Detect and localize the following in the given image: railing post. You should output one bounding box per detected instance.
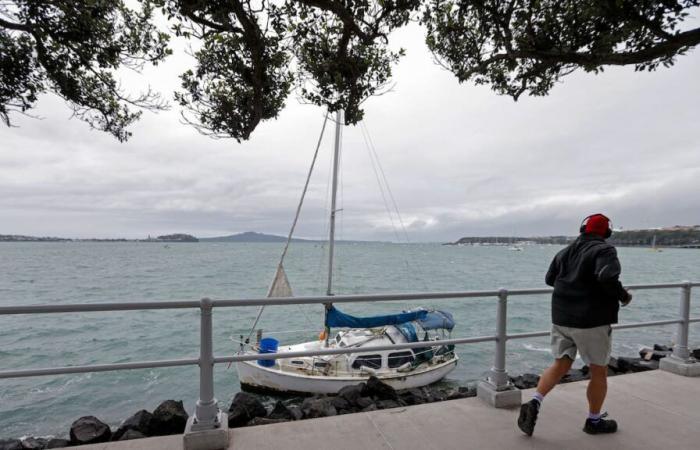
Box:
[489,288,509,388]
[660,282,700,377]
[183,298,229,450]
[672,282,691,360]
[476,288,521,407]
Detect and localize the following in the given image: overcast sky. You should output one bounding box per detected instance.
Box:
[2,22,699,242]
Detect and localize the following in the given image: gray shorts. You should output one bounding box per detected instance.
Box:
[551,324,612,366]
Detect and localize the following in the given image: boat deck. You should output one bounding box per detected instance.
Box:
[77,369,699,450]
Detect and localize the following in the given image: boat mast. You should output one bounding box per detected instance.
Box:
[324,109,342,345]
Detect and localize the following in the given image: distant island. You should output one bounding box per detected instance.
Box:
[448,225,700,248]
[199,231,307,243]
[0,233,198,243]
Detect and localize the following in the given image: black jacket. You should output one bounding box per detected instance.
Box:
[545,234,627,328]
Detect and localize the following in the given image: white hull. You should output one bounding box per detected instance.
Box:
[236,356,459,395]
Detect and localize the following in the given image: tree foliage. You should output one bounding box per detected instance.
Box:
[2,1,699,141]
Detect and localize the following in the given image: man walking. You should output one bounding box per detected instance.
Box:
[518,213,632,436]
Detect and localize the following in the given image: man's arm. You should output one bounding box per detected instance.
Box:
[594,246,630,303]
[545,255,559,287]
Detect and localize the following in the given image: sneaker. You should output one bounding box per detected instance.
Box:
[517,399,539,436]
[583,415,618,434]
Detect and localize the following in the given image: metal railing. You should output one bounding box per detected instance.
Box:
[1,281,699,434]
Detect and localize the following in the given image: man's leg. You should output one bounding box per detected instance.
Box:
[536,356,574,396]
[586,364,607,414]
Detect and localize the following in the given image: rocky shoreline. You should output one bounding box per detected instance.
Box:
[2,345,697,449]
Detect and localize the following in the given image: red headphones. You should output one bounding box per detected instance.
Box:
[579,213,613,239]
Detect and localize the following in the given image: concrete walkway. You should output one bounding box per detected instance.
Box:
[79,370,699,450]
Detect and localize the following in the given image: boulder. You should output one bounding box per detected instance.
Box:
[398,388,428,405]
[246,417,288,426]
[617,357,654,373]
[300,397,337,419]
[330,396,351,411]
[45,439,69,449]
[653,344,672,352]
[112,410,153,441]
[608,357,627,374]
[0,440,23,450]
[69,416,112,445]
[268,401,294,421]
[288,407,304,421]
[118,430,146,441]
[375,400,402,410]
[228,392,267,428]
[445,386,476,400]
[20,437,47,450]
[150,400,188,436]
[692,348,700,360]
[355,397,374,409]
[510,373,540,390]
[360,404,378,412]
[363,376,398,401]
[639,347,671,361]
[561,369,589,383]
[337,384,365,406]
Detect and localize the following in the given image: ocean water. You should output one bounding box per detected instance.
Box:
[0,242,698,438]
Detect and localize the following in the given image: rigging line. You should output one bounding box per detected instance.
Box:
[361,121,411,244]
[361,121,430,291]
[360,123,401,243]
[245,111,330,342]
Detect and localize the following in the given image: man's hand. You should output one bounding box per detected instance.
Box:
[621,290,632,307]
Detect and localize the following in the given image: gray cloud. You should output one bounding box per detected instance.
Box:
[1,23,699,242]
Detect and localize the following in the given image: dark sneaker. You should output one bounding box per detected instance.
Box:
[517,399,539,436]
[583,416,618,434]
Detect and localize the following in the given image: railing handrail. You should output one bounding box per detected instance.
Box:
[0,280,697,445]
[1,281,697,315]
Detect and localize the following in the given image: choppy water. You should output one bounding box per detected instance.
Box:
[0,242,698,438]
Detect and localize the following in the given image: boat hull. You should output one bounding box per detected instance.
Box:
[236,356,459,395]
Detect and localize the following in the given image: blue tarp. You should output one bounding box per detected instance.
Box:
[396,322,418,342]
[417,310,455,331]
[325,306,428,329]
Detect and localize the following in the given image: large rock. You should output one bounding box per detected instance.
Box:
[445,386,476,400]
[561,369,589,383]
[510,373,540,390]
[246,417,288,426]
[69,416,112,445]
[228,392,267,428]
[363,376,398,401]
[118,430,146,441]
[639,347,671,361]
[20,438,47,449]
[45,439,69,449]
[267,401,294,421]
[300,397,337,419]
[330,396,351,411]
[337,384,365,406]
[375,399,402,410]
[0,439,23,450]
[692,348,700,360]
[617,357,654,373]
[398,388,428,405]
[112,410,153,441]
[355,396,374,409]
[150,400,188,436]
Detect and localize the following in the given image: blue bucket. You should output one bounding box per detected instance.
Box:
[257,337,279,367]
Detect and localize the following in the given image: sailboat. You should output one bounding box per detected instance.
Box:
[650,235,663,252]
[235,111,459,395]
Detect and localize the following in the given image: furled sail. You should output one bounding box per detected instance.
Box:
[325,306,428,328]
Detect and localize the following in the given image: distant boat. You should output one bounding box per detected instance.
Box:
[650,235,662,252]
[235,110,458,394]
